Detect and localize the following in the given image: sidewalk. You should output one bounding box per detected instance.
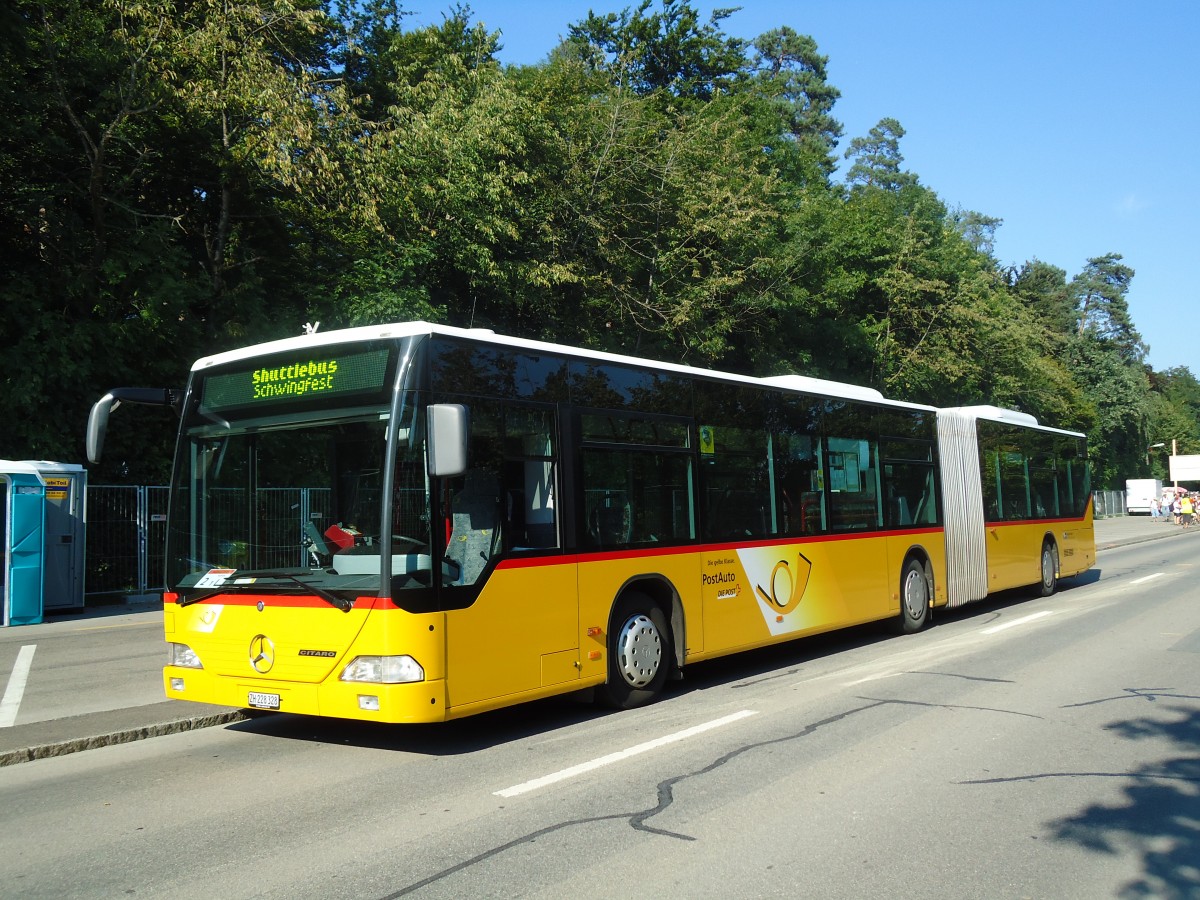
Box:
[0,515,1193,767]
[1092,512,1195,549]
[0,601,246,767]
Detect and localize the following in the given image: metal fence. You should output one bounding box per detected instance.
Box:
[1091,490,1126,519]
[205,486,333,569]
[86,485,169,596]
[85,485,331,598]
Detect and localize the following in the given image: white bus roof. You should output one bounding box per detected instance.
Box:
[192,321,936,411]
[941,405,1086,438]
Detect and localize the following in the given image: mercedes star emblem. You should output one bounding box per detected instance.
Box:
[249,634,276,674]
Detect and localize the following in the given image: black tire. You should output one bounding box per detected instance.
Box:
[894,558,930,634]
[597,593,671,709]
[1037,541,1059,597]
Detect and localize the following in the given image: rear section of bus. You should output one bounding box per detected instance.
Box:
[938,406,1093,606]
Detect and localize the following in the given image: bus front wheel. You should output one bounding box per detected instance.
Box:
[598,594,670,709]
[895,558,930,634]
[1037,542,1059,596]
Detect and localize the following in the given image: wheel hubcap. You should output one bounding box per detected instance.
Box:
[1042,549,1055,586]
[903,569,926,619]
[616,614,662,687]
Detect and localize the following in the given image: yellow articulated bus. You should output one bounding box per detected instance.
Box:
[86,322,1094,722]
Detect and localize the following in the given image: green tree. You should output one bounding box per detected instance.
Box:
[538,86,782,360]
[844,117,918,192]
[334,10,573,335]
[1072,253,1145,362]
[1154,366,1200,423]
[748,26,842,179]
[1145,366,1200,478]
[1060,254,1151,485]
[338,1,498,120]
[1,0,198,474]
[158,0,354,338]
[1010,259,1077,338]
[950,207,1003,257]
[565,0,746,100]
[0,0,361,477]
[1068,335,1150,487]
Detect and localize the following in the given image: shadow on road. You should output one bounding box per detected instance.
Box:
[1049,701,1200,898]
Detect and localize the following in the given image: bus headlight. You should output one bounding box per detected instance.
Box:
[340,655,424,684]
[168,642,203,669]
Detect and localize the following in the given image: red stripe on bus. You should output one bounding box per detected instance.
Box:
[983,516,1091,528]
[172,593,380,610]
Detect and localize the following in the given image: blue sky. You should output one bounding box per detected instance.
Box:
[407,1,1199,374]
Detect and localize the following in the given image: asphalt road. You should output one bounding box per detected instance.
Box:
[1,521,1197,898]
[0,514,1194,767]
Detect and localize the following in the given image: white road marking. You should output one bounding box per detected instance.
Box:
[845,671,902,687]
[495,709,758,798]
[981,610,1055,635]
[0,645,37,728]
[1130,573,1166,585]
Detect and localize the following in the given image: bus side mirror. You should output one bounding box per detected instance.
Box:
[86,393,118,464]
[86,387,183,464]
[427,404,468,477]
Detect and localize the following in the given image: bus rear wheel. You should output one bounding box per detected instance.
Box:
[598,594,670,709]
[1037,542,1059,596]
[895,558,930,634]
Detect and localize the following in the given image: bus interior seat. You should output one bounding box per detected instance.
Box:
[590,502,631,547]
[912,488,936,524]
[446,470,502,584]
[712,489,765,538]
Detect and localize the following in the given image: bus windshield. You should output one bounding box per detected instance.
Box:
[166,396,434,598]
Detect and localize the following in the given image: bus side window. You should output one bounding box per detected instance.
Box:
[579,411,694,548]
[700,424,772,540]
[980,446,1001,521]
[443,405,504,585]
[504,458,558,549]
[581,448,692,547]
[589,495,632,546]
[775,434,825,536]
[446,468,502,585]
[826,438,881,531]
[881,438,937,529]
[502,405,559,550]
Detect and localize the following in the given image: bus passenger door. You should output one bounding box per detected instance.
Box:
[441,403,579,709]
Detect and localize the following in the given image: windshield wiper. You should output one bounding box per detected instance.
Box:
[177,588,226,607]
[179,571,354,612]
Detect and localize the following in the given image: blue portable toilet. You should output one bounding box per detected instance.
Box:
[34,461,87,612]
[1,461,47,626]
[0,460,87,625]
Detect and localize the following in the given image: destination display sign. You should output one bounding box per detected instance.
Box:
[200,347,392,413]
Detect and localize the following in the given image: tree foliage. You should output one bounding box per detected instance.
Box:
[844,117,918,192]
[0,0,1187,489]
[565,0,746,100]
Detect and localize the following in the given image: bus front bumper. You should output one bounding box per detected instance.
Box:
[164,666,449,723]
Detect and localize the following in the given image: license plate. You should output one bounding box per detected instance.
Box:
[248,691,281,710]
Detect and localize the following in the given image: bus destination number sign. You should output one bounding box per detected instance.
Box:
[201,348,391,413]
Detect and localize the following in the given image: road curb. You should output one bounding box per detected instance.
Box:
[0,709,249,768]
